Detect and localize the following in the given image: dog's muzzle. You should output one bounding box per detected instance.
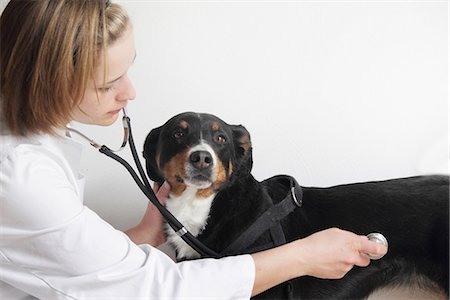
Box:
[185,149,215,187]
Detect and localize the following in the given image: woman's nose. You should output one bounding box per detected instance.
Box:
[117,75,136,101]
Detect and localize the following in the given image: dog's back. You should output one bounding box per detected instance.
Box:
[202,174,449,299]
[279,175,448,298]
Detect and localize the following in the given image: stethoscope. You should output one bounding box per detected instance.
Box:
[66,109,389,261]
[66,108,220,258]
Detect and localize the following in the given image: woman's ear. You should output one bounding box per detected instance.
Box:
[143,126,165,184]
[231,124,253,176]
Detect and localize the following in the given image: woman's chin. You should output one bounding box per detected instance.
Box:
[72,112,120,126]
[101,114,120,126]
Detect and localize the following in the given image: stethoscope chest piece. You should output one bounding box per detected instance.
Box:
[366,232,388,260]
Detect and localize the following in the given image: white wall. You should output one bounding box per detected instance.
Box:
[72,0,448,231]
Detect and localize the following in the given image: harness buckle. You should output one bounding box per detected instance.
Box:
[291,186,302,207]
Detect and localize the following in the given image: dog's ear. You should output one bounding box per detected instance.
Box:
[143,126,165,184]
[231,124,253,176]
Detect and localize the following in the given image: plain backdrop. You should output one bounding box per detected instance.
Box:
[65,0,447,231]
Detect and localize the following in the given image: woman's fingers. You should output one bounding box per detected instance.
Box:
[357,235,388,263]
[152,181,171,204]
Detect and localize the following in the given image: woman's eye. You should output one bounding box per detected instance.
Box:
[215,134,226,144]
[99,85,114,93]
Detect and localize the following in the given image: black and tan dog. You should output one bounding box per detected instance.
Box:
[143,111,449,299]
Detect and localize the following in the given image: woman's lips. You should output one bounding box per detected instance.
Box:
[109,108,122,115]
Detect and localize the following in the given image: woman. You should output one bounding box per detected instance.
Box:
[0,1,386,299]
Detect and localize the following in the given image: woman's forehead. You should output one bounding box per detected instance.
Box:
[94,25,135,83]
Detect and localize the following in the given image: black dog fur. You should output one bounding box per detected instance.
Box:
[143,111,449,299]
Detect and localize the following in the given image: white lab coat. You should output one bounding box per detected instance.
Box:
[0,125,255,300]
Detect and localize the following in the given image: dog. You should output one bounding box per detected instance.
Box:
[143,111,449,299]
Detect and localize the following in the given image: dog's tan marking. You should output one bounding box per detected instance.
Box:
[196,187,216,198]
[211,122,220,131]
[228,161,233,176]
[163,151,189,196]
[168,180,187,197]
[180,120,189,129]
[216,159,227,184]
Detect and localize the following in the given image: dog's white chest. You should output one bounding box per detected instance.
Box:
[165,187,215,259]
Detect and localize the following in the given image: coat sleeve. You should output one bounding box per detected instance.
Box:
[0,143,255,300]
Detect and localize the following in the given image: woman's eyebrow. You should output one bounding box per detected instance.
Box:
[105,52,137,85]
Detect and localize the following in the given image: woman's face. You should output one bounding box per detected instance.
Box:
[72,25,136,126]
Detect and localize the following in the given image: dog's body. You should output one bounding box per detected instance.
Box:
[144,112,449,299]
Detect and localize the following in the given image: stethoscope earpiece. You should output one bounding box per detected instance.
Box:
[66,108,129,152]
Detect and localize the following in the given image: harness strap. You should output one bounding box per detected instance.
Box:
[269,222,287,245]
[220,177,302,256]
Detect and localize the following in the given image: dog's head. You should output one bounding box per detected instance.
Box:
[143,112,252,197]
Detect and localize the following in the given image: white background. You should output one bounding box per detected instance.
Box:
[69,0,447,231]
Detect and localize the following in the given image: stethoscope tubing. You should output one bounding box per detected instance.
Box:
[67,109,220,258]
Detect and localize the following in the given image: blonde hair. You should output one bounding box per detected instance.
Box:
[0,0,130,136]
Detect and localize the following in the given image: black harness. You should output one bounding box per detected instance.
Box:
[221,175,303,255]
[220,175,303,300]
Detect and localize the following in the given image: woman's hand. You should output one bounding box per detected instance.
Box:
[251,227,388,296]
[125,181,171,247]
[294,228,387,279]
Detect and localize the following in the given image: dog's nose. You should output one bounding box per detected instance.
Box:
[189,151,213,170]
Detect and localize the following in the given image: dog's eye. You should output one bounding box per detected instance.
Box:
[215,134,227,144]
[173,130,185,139]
